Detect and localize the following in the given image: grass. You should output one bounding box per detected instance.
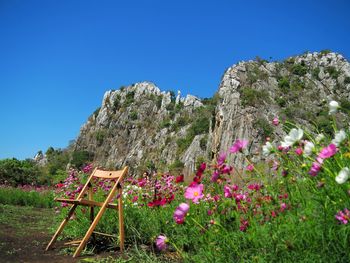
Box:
[0,186,55,208]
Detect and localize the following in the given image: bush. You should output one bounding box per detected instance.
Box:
[124,91,135,107]
[71,151,93,169]
[95,130,106,146]
[129,110,138,120]
[241,87,270,107]
[0,158,44,186]
[278,77,290,91]
[326,66,340,79]
[291,64,307,76]
[253,118,274,139]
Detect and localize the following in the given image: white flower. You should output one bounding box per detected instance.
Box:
[303,141,315,156]
[331,130,346,146]
[262,142,274,156]
[315,133,325,143]
[335,167,350,184]
[329,100,340,115]
[281,128,304,148]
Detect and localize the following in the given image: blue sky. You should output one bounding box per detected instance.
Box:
[0,0,349,160]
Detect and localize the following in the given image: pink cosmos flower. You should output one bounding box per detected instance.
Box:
[229,139,248,153]
[272,117,279,126]
[318,144,337,159]
[309,162,322,176]
[211,170,220,182]
[224,185,233,198]
[335,209,350,224]
[217,152,227,166]
[295,148,303,155]
[184,183,204,203]
[173,203,190,224]
[156,235,168,251]
[246,164,254,172]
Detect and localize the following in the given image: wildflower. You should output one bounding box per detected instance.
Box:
[211,170,220,182]
[156,235,168,251]
[281,128,304,148]
[331,130,346,146]
[329,100,340,115]
[175,175,184,183]
[335,209,350,224]
[217,152,227,166]
[303,141,315,156]
[224,185,233,198]
[295,148,303,155]
[173,203,190,224]
[335,167,350,184]
[239,219,249,232]
[184,183,204,204]
[82,163,93,173]
[272,117,279,126]
[280,203,287,212]
[262,142,274,156]
[229,139,248,153]
[309,162,322,176]
[315,133,325,143]
[318,144,337,159]
[246,164,254,172]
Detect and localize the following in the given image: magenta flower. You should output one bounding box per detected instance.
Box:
[295,148,303,155]
[156,235,168,251]
[246,164,254,172]
[184,183,204,203]
[318,144,337,159]
[335,209,350,224]
[272,117,279,126]
[229,139,248,153]
[309,162,322,176]
[82,163,93,173]
[217,152,227,166]
[224,185,233,198]
[173,203,190,224]
[211,170,220,182]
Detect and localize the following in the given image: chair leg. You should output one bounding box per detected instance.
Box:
[118,188,125,252]
[73,205,108,258]
[46,205,77,251]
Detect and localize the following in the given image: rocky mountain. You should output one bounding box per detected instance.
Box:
[73,51,350,175]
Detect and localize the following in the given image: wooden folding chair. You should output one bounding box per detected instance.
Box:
[46,166,128,258]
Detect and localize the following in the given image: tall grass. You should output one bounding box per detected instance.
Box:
[0,185,55,208]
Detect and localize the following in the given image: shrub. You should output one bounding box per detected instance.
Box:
[71,151,93,169]
[278,77,290,91]
[95,129,106,146]
[344,76,350,85]
[124,91,135,107]
[168,160,184,173]
[326,66,340,79]
[291,64,307,76]
[253,118,274,139]
[312,67,321,80]
[129,110,138,120]
[113,94,121,111]
[241,87,270,107]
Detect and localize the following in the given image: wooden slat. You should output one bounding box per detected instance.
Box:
[92,169,123,179]
[54,198,118,209]
[64,240,82,246]
[93,231,117,238]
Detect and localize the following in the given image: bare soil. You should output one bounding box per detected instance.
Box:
[0,205,119,263]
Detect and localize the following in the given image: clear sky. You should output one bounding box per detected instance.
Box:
[0,0,349,160]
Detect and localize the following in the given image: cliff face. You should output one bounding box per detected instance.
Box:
[74,82,208,174]
[74,51,350,174]
[212,51,350,165]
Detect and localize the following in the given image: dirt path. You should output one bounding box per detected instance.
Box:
[0,204,116,263]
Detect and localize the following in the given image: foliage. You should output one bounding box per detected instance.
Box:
[291,63,307,76]
[241,87,270,107]
[129,110,138,121]
[95,129,106,146]
[0,158,45,186]
[253,117,274,139]
[326,66,340,79]
[0,185,54,208]
[168,160,184,173]
[278,77,290,92]
[123,91,135,107]
[71,150,93,169]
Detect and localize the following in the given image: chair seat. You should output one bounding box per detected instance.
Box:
[55,198,118,209]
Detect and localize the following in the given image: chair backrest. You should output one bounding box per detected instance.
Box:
[92,167,128,180]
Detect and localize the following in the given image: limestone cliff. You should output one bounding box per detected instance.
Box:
[74,51,350,175]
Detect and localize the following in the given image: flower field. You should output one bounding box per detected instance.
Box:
[53,101,350,262]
